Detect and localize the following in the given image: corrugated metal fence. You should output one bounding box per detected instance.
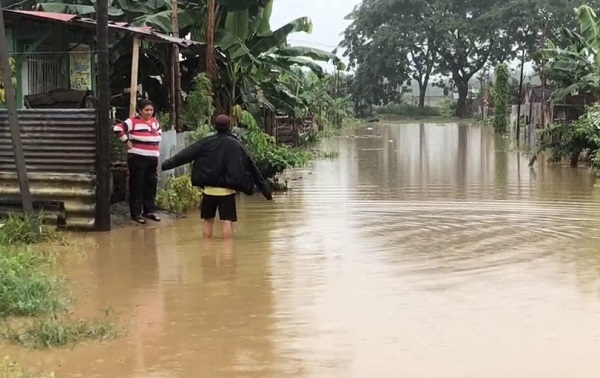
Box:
[0,109,97,230]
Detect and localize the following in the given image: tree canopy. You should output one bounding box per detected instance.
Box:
[340,0,600,117]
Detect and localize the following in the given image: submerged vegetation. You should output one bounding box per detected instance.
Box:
[0,215,118,358]
[0,356,54,378]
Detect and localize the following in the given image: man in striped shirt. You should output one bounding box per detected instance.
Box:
[113,99,162,224]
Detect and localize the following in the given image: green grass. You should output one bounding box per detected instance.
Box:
[0,214,120,353]
[0,213,61,246]
[0,356,55,378]
[0,245,65,319]
[4,317,118,350]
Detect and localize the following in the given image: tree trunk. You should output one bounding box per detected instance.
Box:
[455,79,469,118]
[418,82,427,108]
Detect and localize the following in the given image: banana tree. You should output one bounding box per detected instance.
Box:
[216,13,343,113]
[545,5,600,101]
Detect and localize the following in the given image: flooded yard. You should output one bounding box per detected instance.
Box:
[5,122,600,377]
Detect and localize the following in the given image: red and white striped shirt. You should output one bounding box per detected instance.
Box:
[113,116,162,158]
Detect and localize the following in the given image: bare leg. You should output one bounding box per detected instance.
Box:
[203,218,215,239]
[222,220,234,239]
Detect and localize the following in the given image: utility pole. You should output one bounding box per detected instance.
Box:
[0,8,35,220]
[172,0,182,131]
[95,0,112,230]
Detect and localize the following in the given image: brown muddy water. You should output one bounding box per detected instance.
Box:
[6,122,600,377]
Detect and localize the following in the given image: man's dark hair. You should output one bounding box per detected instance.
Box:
[214,114,231,134]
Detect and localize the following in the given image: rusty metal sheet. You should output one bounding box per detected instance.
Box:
[0,109,97,230]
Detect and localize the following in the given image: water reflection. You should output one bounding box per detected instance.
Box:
[5,122,600,377]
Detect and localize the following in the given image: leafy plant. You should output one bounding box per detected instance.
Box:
[187,124,214,144]
[183,73,215,129]
[439,98,457,118]
[493,63,509,134]
[236,108,310,179]
[536,105,600,167]
[157,174,203,214]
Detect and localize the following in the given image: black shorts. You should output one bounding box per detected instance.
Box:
[200,194,237,222]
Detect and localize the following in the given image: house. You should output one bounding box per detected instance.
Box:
[0,9,203,230]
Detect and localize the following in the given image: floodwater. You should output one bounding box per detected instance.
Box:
[5,122,600,377]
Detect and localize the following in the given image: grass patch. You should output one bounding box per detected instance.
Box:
[376,103,441,118]
[376,114,458,123]
[0,245,65,319]
[0,213,120,353]
[0,213,63,246]
[4,317,118,350]
[0,356,55,378]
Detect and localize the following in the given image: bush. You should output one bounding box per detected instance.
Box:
[439,98,457,118]
[187,124,214,144]
[157,174,203,214]
[183,73,214,129]
[376,103,441,118]
[536,105,600,168]
[236,108,310,179]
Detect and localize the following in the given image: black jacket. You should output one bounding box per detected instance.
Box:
[161,133,272,200]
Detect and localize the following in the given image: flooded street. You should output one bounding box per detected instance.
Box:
[6,122,600,377]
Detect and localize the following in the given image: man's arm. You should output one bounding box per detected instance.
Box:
[161,139,207,171]
[241,147,272,200]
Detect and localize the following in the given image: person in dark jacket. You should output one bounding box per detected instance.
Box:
[161,114,272,239]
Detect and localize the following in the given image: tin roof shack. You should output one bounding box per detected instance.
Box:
[0,10,204,230]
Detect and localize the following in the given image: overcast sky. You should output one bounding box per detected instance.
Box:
[270,0,362,71]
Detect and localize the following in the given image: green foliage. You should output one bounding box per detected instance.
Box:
[4,318,117,349]
[187,124,214,144]
[236,109,310,179]
[544,5,600,101]
[376,103,441,118]
[493,63,509,134]
[110,133,128,163]
[0,356,55,378]
[0,214,58,246]
[157,174,203,214]
[536,106,600,168]
[183,73,215,129]
[0,245,65,319]
[439,98,457,118]
[0,214,119,352]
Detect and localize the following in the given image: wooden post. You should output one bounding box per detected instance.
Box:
[129,36,141,118]
[172,0,182,131]
[95,0,111,230]
[170,47,176,130]
[0,8,36,220]
[206,0,217,80]
[516,46,526,146]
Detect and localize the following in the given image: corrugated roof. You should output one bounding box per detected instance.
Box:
[3,9,203,47]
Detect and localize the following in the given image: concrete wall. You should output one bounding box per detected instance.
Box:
[158,130,194,187]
